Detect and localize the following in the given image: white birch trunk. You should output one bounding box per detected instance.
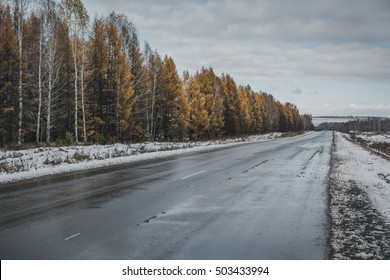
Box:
[116,77,120,139]
[61,0,89,144]
[18,37,23,146]
[36,15,43,144]
[17,3,24,146]
[46,75,52,143]
[46,38,54,144]
[73,39,78,144]
[80,36,86,143]
[15,0,31,146]
[150,72,157,141]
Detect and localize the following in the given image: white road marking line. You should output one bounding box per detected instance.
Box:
[180,170,206,180]
[64,233,80,241]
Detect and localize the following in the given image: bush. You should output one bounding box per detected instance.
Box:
[55,132,75,147]
[370,142,390,156]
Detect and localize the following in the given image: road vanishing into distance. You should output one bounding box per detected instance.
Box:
[0,131,332,259]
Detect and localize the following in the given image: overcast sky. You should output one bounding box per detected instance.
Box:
[82,0,390,117]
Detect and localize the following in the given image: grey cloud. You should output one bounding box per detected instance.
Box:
[82,0,390,117]
[85,0,390,48]
[84,0,390,44]
[291,89,302,95]
[309,90,319,95]
[168,40,390,85]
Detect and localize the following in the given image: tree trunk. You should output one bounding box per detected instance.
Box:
[46,78,52,144]
[150,73,157,141]
[81,40,86,143]
[73,41,78,144]
[17,17,23,146]
[37,20,43,144]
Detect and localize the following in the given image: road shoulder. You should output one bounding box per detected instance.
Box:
[329,132,390,259]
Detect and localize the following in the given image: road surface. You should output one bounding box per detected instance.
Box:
[0,131,332,259]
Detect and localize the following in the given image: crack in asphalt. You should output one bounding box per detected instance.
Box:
[241,160,269,174]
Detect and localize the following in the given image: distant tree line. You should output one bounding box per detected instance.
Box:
[317,118,390,132]
[0,0,312,147]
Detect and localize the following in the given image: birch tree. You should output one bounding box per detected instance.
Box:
[80,20,87,142]
[144,43,162,141]
[33,0,63,144]
[14,0,31,145]
[44,0,62,143]
[60,0,88,143]
[36,1,43,143]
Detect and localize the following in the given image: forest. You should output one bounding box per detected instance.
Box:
[0,0,313,148]
[317,118,390,133]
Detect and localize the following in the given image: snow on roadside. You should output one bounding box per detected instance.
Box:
[330,132,390,260]
[345,132,390,160]
[0,133,286,184]
[355,132,390,144]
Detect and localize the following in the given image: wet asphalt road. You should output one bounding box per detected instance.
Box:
[0,131,332,259]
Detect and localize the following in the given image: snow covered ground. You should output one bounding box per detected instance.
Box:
[355,132,390,144]
[0,132,287,184]
[350,132,390,158]
[330,132,390,259]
